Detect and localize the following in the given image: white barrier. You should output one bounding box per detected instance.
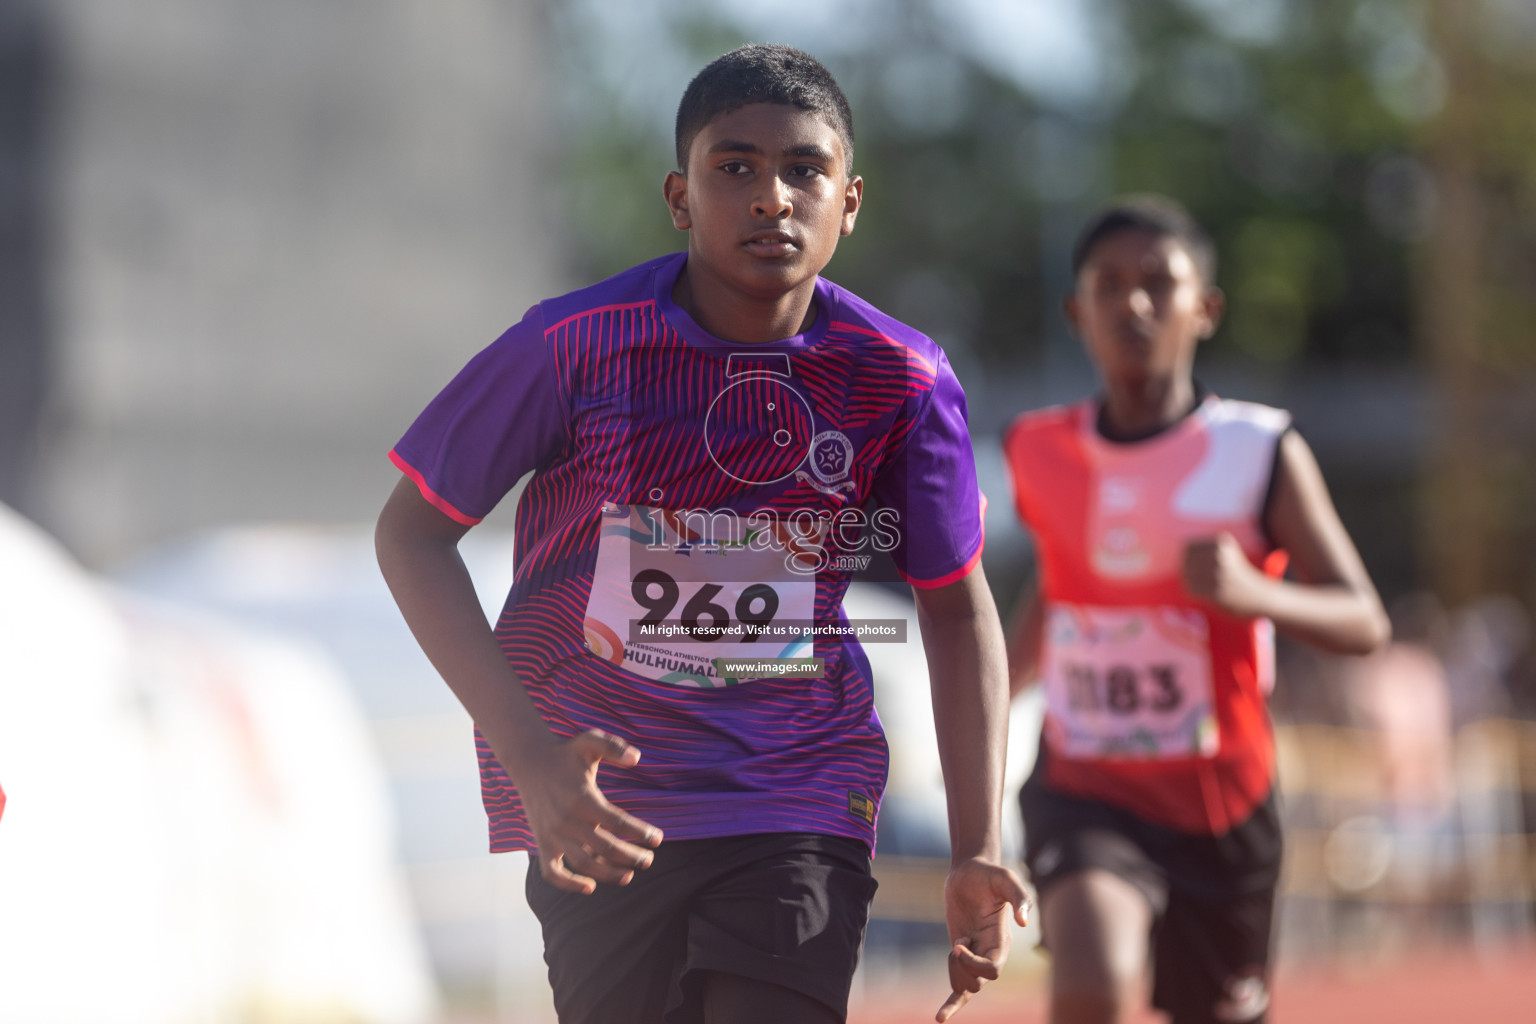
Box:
[0,504,436,1024]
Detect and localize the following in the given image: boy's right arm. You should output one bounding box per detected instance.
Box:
[375,476,661,892]
[1182,430,1390,655]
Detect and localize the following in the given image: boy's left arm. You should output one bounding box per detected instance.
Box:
[913,566,1030,1023]
[1182,430,1390,654]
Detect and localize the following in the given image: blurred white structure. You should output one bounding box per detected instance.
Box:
[117,524,558,1017]
[0,503,436,1024]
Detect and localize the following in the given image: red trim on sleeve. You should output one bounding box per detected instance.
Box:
[902,499,987,590]
[388,450,483,526]
[904,541,984,590]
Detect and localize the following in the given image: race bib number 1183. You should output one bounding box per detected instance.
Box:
[1041,603,1219,760]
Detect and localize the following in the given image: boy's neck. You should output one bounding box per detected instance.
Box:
[1097,376,1199,441]
[671,260,819,345]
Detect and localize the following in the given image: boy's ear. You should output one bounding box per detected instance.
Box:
[839,174,864,237]
[663,170,691,231]
[1198,286,1226,340]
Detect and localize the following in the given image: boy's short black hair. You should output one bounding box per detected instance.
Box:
[1071,195,1218,286]
[675,44,855,172]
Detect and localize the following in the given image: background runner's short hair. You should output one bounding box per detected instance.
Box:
[675,44,855,172]
[1071,195,1218,287]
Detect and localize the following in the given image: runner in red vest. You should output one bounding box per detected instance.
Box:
[1003,196,1389,1024]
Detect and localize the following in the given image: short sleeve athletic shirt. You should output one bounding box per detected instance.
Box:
[391,252,985,853]
[1003,395,1291,836]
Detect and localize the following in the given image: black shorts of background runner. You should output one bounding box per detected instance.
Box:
[526,832,878,1024]
[1020,757,1282,1024]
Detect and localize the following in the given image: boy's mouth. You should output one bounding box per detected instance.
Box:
[1115,321,1155,346]
[744,230,798,257]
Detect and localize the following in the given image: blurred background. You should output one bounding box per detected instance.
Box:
[2,0,1535,1021]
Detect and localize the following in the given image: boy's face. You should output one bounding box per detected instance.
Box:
[1066,229,1223,387]
[663,103,861,304]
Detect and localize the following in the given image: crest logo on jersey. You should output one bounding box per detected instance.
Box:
[1100,476,1142,512]
[1092,478,1151,577]
[810,430,854,483]
[1093,525,1151,577]
[797,429,858,500]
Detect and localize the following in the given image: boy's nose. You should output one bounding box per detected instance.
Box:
[752,175,793,218]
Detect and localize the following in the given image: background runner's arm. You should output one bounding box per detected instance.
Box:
[1182,430,1389,655]
[914,567,1030,1022]
[375,477,660,892]
[1003,575,1045,698]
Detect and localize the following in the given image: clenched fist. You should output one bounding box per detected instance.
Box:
[1182,532,1267,618]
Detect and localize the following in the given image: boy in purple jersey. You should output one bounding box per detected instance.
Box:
[376,44,1026,1024]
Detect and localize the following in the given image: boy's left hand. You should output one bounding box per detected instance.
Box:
[1182,532,1266,618]
[937,857,1030,1022]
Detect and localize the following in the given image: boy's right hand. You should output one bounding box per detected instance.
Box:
[515,729,664,894]
[1181,532,1267,618]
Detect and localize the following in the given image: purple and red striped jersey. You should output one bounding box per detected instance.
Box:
[390,252,985,853]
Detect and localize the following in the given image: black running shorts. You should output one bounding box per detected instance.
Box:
[525,832,878,1024]
[1020,770,1282,1024]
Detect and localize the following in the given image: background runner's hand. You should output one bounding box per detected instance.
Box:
[936,858,1030,1022]
[1182,533,1266,618]
[514,729,663,894]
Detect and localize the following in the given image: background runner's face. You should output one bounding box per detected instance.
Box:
[1068,231,1220,391]
[668,103,860,306]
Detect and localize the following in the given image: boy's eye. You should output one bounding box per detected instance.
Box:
[789,164,822,179]
[719,160,751,175]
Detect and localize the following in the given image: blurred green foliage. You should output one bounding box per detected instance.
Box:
[545,0,1444,373]
[1107,0,1426,367]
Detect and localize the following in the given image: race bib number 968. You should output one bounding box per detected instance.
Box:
[582,504,816,687]
[1041,603,1219,760]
